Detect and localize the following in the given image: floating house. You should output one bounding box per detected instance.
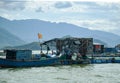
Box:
[93,43,104,54]
[42,37,93,57]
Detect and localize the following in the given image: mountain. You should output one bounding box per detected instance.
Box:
[0,27,25,48]
[0,16,120,47]
[2,42,40,50]
[2,42,55,50]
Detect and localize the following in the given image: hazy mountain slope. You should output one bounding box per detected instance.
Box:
[0,27,25,48]
[0,16,120,47]
[2,42,40,50]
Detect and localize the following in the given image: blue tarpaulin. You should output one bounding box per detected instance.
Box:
[104,48,117,53]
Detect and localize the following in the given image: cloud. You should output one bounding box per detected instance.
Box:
[0,0,25,11]
[52,16,119,32]
[0,1,120,35]
[54,2,72,9]
[73,2,120,13]
[83,20,118,31]
[35,7,44,13]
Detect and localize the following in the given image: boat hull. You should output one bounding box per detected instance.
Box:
[1,58,120,68]
[0,58,60,67]
[0,58,91,68]
[91,59,120,64]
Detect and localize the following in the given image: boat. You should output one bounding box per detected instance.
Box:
[0,37,92,67]
[0,37,120,68]
[0,49,91,67]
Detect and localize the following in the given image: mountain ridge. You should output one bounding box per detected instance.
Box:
[0,16,120,47]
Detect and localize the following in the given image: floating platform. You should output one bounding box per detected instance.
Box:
[91,59,120,64]
[0,57,120,68]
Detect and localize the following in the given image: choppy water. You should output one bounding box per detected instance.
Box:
[0,64,120,83]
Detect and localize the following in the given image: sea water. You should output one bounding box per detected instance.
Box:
[0,64,120,83]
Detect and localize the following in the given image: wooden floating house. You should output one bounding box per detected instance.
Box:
[42,37,93,57]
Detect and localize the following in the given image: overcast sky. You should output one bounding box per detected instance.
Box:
[0,0,120,35]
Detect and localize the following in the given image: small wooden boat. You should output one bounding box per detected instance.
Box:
[0,49,91,68]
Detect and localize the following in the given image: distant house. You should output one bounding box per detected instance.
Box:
[93,43,104,54]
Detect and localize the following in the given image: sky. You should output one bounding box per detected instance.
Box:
[0,0,120,35]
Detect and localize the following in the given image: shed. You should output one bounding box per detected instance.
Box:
[5,49,32,61]
[42,37,93,56]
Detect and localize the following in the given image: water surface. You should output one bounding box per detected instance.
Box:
[0,64,120,83]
